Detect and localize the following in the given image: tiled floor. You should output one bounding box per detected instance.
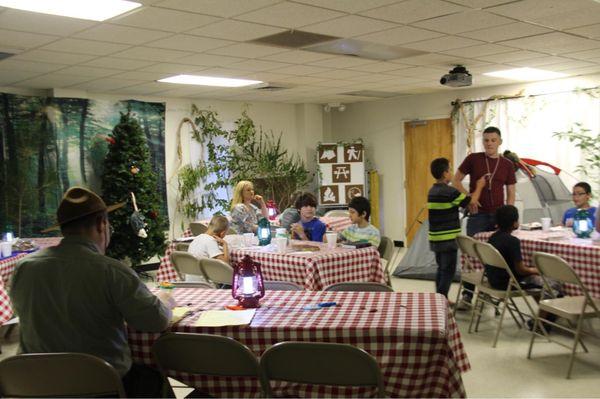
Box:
[2,247,599,397]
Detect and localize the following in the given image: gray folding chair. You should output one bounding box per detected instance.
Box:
[324,282,394,292]
[200,258,234,287]
[454,234,485,316]
[377,236,394,263]
[170,251,207,282]
[152,333,267,397]
[189,222,208,236]
[264,281,304,291]
[528,252,600,378]
[472,241,538,347]
[0,353,126,398]
[260,342,385,398]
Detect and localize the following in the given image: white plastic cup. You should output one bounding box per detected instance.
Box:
[325,232,337,249]
[243,233,255,247]
[1,242,12,257]
[275,228,287,238]
[541,217,552,232]
[273,237,287,253]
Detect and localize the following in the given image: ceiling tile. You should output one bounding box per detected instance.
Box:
[346,62,408,72]
[0,69,42,85]
[207,43,286,58]
[559,64,600,76]
[498,32,600,54]
[154,0,281,18]
[440,43,516,58]
[402,35,484,52]
[308,56,377,68]
[458,22,551,43]
[528,5,600,30]
[191,67,249,78]
[540,60,596,71]
[229,59,290,71]
[0,29,59,50]
[15,74,95,89]
[174,53,245,66]
[83,57,157,70]
[486,0,591,22]
[308,69,367,79]
[57,66,123,78]
[412,10,513,34]
[563,48,600,60]
[139,62,206,73]
[71,78,144,91]
[293,0,398,13]
[0,9,94,36]
[111,7,220,32]
[389,66,448,79]
[111,46,193,61]
[275,75,327,85]
[390,53,461,65]
[360,0,467,24]
[186,20,285,41]
[509,55,577,67]
[270,64,329,75]
[74,24,172,45]
[301,15,396,38]
[476,50,547,63]
[262,50,334,64]
[565,24,600,40]
[112,83,166,95]
[111,70,171,80]
[13,50,96,64]
[146,35,232,52]
[356,26,444,46]
[236,2,344,28]
[41,39,129,56]
[444,0,523,7]
[0,59,67,73]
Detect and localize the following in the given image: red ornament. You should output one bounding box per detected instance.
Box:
[105,137,116,145]
[148,210,158,219]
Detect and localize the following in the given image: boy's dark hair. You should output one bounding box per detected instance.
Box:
[574,182,592,194]
[495,205,518,231]
[483,126,501,137]
[294,192,318,210]
[430,157,450,180]
[348,196,371,220]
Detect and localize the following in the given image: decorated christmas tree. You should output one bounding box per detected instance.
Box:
[101,111,167,266]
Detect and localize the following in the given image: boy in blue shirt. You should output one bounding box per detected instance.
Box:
[291,192,326,242]
[562,182,596,227]
[338,196,380,247]
[428,158,485,298]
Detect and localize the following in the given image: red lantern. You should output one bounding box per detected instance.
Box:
[231,255,265,308]
[266,199,279,221]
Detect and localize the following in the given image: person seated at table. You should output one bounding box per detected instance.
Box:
[337,196,381,247]
[562,182,597,227]
[188,215,230,264]
[596,207,600,233]
[486,205,563,331]
[9,187,175,397]
[230,180,268,234]
[291,192,326,242]
[278,190,302,230]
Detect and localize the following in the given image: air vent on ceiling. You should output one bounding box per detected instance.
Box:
[250,30,339,49]
[304,39,426,61]
[254,84,291,92]
[0,52,15,61]
[341,90,400,98]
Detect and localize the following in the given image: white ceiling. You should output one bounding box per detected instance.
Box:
[1,0,600,103]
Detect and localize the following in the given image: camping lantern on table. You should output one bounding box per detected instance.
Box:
[573,208,593,238]
[232,255,265,308]
[266,200,279,221]
[257,217,272,246]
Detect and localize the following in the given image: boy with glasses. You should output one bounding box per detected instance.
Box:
[562,182,596,227]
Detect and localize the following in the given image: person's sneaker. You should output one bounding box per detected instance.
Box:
[455,297,471,311]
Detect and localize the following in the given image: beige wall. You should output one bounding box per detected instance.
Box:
[1,86,325,237]
[330,74,600,243]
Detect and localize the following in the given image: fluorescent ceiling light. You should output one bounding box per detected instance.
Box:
[483,67,567,81]
[158,75,263,88]
[0,0,141,21]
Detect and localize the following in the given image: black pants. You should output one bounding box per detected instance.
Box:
[435,250,457,298]
[122,363,174,398]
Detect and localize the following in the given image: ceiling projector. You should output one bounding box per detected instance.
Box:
[440,65,472,87]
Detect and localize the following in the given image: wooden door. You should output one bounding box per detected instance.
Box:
[404,118,453,245]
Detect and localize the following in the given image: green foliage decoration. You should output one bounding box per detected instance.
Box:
[101,111,167,266]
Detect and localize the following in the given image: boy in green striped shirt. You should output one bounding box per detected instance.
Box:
[428,158,485,298]
[338,196,381,247]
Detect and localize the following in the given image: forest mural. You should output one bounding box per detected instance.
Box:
[0,93,167,237]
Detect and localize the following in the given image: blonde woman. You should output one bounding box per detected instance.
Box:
[230,180,268,233]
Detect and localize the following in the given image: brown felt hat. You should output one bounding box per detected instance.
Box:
[42,187,125,233]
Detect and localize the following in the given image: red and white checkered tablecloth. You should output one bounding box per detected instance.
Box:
[128,289,469,398]
[462,230,600,297]
[157,233,385,290]
[156,229,194,282]
[0,237,62,324]
[199,216,352,233]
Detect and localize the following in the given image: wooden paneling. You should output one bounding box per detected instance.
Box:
[404,118,453,245]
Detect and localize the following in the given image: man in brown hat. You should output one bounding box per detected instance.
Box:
[10,187,175,397]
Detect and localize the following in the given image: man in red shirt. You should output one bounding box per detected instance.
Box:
[452,126,517,307]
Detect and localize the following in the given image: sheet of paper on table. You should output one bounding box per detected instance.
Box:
[194,309,256,327]
[171,306,191,323]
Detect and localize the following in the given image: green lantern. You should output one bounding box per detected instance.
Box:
[257,217,272,246]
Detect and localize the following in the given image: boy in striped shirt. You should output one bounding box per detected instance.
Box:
[338,196,381,247]
[428,158,485,298]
